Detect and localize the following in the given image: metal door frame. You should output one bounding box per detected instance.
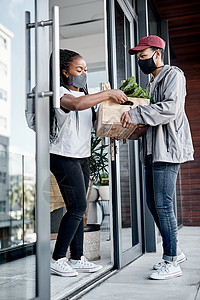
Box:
[106,0,143,269]
[34,1,50,298]
[25,1,59,298]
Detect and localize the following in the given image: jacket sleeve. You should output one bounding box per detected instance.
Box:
[128,69,186,126]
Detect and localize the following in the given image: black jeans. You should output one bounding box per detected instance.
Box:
[50,154,90,260]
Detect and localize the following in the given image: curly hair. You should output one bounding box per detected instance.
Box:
[59,49,81,87]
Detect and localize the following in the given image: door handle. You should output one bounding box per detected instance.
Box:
[25,6,60,111]
[25,11,33,111]
[52,6,60,109]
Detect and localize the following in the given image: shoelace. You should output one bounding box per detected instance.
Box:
[57,259,73,270]
[157,261,166,268]
[159,262,171,274]
[79,257,94,267]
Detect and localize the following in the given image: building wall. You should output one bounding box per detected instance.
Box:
[153,0,200,226]
[178,59,200,226]
[0,24,13,246]
[0,24,13,140]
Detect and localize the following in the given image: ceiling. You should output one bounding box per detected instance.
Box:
[49,0,104,39]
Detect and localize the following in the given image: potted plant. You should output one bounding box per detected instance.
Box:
[83,131,109,260]
[97,172,109,201]
[84,132,109,226]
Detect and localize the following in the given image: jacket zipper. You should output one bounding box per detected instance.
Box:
[166,125,169,152]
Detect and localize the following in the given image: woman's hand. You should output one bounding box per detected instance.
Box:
[106,89,128,104]
[120,111,134,128]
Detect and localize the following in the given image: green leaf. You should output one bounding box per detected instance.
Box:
[120,76,150,99]
[89,131,109,181]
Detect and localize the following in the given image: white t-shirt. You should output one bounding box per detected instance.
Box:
[50,86,92,158]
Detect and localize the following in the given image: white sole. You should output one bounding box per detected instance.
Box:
[51,268,78,277]
[73,265,103,273]
[150,271,182,280]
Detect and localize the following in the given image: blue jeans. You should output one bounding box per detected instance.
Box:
[50,154,89,260]
[144,155,180,262]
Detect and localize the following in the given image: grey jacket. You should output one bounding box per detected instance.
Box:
[129,65,194,164]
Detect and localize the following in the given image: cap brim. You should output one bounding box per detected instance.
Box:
[128,45,149,55]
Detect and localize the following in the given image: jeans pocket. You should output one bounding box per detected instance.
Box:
[171,163,180,174]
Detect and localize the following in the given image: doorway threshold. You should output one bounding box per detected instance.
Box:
[51,263,116,300]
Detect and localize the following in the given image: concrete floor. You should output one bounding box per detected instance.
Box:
[0,230,112,300]
[0,227,199,300]
[78,226,200,300]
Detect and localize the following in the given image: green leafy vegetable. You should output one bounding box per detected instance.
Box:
[120,76,151,100]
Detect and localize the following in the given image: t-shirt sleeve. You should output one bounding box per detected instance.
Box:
[59,86,70,113]
[60,86,71,98]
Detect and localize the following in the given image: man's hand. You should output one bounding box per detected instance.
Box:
[120,111,134,129]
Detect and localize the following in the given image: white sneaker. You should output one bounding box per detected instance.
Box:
[177,251,187,264]
[71,256,103,273]
[51,258,78,277]
[150,262,182,280]
[153,252,186,270]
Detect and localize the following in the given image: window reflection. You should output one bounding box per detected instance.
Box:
[0,151,36,250]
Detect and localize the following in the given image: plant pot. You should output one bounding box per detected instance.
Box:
[98,185,109,201]
[87,184,99,224]
[83,224,100,261]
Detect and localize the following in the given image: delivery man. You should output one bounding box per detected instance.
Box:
[120,35,194,280]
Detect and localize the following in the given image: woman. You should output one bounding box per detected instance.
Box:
[50,49,127,277]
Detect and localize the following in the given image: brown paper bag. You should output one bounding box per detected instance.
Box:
[128,124,149,140]
[96,97,150,139]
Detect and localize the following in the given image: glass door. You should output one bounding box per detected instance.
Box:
[0,1,36,299]
[0,0,53,299]
[106,0,142,268]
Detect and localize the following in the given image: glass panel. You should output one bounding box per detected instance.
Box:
[119,141,133,251]
[0,1,36,299]
[115,2,126,88]
[0,151,36,299]
[129,141,139,246]
[148,3,159,35]
[24,155,36,245]
[87,70,107,94]
[115,2,139,252]
[115,3,139,253]
[49,0,112,298]
[125,17,132,79]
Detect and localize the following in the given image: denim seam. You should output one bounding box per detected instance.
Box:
[166,164,173,257]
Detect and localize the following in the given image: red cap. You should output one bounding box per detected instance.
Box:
[128,35,166,55]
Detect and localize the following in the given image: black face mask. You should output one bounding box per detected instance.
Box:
[68,72,87,88]
[138,52,157,74]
